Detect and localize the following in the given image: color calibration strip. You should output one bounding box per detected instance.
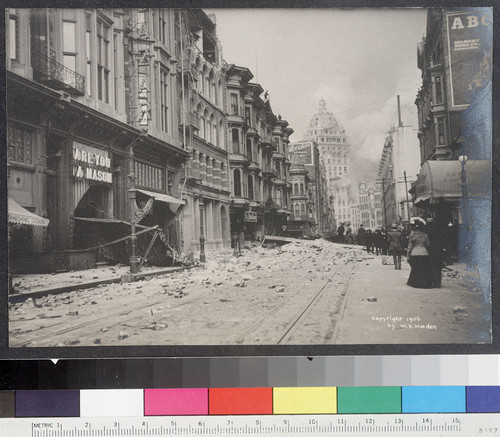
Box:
[1,386,500,417]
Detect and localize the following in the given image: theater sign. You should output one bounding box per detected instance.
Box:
[446,9,492,108]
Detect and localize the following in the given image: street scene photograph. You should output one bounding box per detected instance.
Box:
[6,7,492,348]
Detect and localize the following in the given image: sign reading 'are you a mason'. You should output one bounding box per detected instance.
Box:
[446,9,492,108]
[72,141,113,184]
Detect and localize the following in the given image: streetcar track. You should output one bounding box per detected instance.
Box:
[277,261,351,344]
[233,260,350,345]
[12,292,209,347]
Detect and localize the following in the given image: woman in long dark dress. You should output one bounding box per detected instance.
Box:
[406,219,433,288]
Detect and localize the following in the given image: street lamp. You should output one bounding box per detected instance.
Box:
[199,189,206,263]
[459,154,472,269]
[128,147,140,274]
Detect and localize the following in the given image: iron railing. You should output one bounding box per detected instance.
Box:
[31,50,85,96]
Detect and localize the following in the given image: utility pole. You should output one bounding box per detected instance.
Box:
[404,171,411,222]
[397,95,403,128]
[381,177,388,229]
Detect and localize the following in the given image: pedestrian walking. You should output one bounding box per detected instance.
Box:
[357,224,366,246]
[337,223,345,244]
[426,218,445,288]
[406,217,433,288]
[365,229,374,253]
[374,229,383,255]
[380,227,389,255]
[345,224,353,244]
[387,223,404,269]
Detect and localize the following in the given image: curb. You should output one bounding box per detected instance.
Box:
[9,266,186,303]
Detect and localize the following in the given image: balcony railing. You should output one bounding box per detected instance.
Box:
[31,51,85,96]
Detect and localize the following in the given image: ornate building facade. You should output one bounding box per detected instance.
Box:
[6,8,189,273]
[225,66,293,244]
[176,10,231,256]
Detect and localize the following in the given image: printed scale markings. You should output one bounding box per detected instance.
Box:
[24,416,467,436]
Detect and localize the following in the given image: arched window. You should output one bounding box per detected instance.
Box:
[301,204,305,215]
[276,189,282,207]
[218,119,223,148]
[295,203,300,216]
[246,138,252,159]
[202,65,208,94]
[248,175,254,201]
[205,109,211,142]
[233,169,241,197]
[300,183,304,195]
[210,114,216,145]
[197,104,204,139]
[205,70,211,98]
[232,129,240,154]
[217,79,222,106]
[293,183,298,195]
[208,71,214,101]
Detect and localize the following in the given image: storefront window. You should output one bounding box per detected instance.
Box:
[7,123,33,165]
[135,162,164,191]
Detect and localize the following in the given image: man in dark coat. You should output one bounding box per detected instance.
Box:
[357,224,366,246]
[387,223,404,269]
[337,223,345,244]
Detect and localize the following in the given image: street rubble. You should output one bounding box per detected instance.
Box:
[9,239,490,346]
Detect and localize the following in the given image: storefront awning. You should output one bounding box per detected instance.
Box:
[411,160,491,205]
[136,188,185,213]
[8,198,49,227]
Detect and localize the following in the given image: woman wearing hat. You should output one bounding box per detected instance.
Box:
[387,223,404,269]
[406,218,433,288]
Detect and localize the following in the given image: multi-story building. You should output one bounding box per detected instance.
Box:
[287,140,334,237]
[377,105,421,227]
[176,10,231,256]
[357,182,383,230]
[412,7,492,267]
[415,8,492,163]
[303,98,353,227]
[6,8,190,273]
[225,65,293,244]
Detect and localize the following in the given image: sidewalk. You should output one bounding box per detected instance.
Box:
[333,255,490,344]
[9,264,186,302]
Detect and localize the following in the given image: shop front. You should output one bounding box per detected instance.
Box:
[410,159,491,266]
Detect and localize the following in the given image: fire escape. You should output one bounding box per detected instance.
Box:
[126,9,155,128]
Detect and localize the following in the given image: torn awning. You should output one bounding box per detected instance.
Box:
[8,198,49,227]
[136,188,185,213]
[411,160,491,205]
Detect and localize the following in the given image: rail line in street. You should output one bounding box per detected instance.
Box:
[232,259,352,345]
[11,292,209,348]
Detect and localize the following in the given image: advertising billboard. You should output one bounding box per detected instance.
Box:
[288,142,313,165]
[446,9,492,108]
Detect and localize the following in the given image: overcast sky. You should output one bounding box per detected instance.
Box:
[206,7,428,182]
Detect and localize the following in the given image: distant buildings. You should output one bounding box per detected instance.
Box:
[377,98,421,227]
[287,140,334,237]
[303,98,352,228]
[357,183,383,230]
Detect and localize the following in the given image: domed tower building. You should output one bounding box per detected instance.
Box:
[303,98,353,229]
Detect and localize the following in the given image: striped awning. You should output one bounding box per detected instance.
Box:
[8,198,49,227]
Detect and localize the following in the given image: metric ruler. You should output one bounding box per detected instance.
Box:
[2,414,500,437]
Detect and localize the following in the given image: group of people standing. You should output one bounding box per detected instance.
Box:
[336,219,444,289]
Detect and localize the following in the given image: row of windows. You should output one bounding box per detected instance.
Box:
[233,170,288,207]
[197,106,224,147]
[197,60,223,106]
[292,182,305,195]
